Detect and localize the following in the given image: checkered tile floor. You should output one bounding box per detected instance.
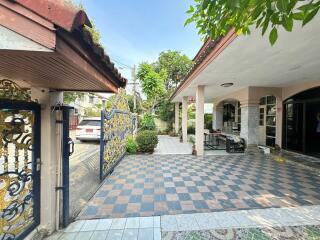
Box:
[78,154,320,220]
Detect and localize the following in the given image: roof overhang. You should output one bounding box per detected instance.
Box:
[0,0,126,93]
[171,14,320,102]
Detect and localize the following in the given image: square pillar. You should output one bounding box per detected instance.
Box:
[212,106,223,130]
[174,102,180,134]
[195,86,205,156]
[240,104,259,145]
[30,89,63,233]
[182,97,188,142]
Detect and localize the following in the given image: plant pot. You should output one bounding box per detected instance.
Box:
[192,145,197,155]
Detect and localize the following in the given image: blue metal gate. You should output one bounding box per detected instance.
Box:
[0,100,41,240]
[100,90,135,180]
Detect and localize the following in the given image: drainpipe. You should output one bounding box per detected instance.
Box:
[55,108,63,230]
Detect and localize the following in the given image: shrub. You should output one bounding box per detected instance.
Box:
[140,113,156,130]
[136,130,158,153]
[204,113,213,130]
[187,125,195,134]
[126,136,138,154]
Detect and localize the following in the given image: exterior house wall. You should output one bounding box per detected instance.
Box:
[282,80,320,100]
[210,82,320,148]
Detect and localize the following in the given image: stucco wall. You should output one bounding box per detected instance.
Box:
[282,80,320,100]
[211,81,320,148]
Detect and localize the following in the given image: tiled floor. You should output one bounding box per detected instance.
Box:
[47,205,320,240]
[154,135,192,155]
[78,153,320,220]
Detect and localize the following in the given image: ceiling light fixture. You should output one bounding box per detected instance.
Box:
[220,83,234,87]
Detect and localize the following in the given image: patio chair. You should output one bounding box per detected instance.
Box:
[226,136,245,153]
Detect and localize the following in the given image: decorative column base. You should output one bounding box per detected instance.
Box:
[240,104,259,146]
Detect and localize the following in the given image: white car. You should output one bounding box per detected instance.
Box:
[76,117,101,141]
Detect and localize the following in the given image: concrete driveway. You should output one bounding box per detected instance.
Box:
[69,131,100,220]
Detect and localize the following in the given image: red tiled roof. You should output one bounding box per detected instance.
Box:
[11,0,127,87]
[13,0,91,31]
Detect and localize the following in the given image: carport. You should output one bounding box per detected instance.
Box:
[0,0,126,239]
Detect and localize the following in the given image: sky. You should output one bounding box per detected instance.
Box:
[75,0,203,82]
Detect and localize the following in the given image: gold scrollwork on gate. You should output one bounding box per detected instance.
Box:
[102,89,135,177]
[0,105,35,237]
[0,79,32,102]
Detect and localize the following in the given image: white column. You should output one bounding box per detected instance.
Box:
[240,103,259,145]
[182,96,188,143]
[174,102,180,134]
[212,106,223,130]
[195,86,205,156]
[30,89,63,233]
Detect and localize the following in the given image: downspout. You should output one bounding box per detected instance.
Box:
[55,108,63,230]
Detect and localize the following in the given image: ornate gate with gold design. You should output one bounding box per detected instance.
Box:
[0,80,41,240]
[100,89,135,180]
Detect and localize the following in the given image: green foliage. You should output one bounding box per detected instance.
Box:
[186,0,320,45]
[126,136,138,154]
[137,63,166,110]
[127,94,143,114]
[136,130,158,153]
[188,125,195,134]
[69,1,102,45]
[84,108,100,117]
[137,51,192,113]
[140,113,156,130]
[204,113,213,130]
[86,22,101,45]
[63,92,83,104]
[188,105,195,119]
[157,99,175,122]
[155,51,193,89]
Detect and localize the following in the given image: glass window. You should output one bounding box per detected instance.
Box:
[79,120,101,126]
[260,97,266,105]
[266,126,276,137]
[267,105,276,116]
[266,116,276,126]
[266,137,276,147]
[267,96,276,105]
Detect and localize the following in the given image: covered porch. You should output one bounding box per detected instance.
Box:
[171,14,320,156]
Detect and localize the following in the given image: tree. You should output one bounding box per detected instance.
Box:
[185,0,320,45]
[155,51,193,89]
[63,92,84,104]
[136,63,166,112]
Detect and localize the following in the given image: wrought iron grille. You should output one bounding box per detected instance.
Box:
[0,79,40,240]
[0,108,40,239]
[100,89,135,180]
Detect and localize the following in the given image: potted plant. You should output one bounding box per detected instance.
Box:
[189,136,197,155]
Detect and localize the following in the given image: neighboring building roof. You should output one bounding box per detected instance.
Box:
[7,0,127,89]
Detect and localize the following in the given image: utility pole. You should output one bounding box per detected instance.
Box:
[132,65,137,112]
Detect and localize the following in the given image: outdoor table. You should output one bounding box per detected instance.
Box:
[204,132,227,150]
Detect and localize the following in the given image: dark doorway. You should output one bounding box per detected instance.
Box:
[283,87,320,157]
[305,101,320,157]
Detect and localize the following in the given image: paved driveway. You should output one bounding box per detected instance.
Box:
[78,153,320,220]
[69,131,100,219]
